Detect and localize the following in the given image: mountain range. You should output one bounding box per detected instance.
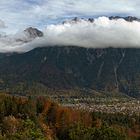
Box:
[0,16,140,97]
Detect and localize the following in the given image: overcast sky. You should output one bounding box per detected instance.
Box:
[0,0,140,33]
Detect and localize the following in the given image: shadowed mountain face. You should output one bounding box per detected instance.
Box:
[0,46,140,97]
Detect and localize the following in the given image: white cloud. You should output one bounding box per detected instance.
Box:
[0,20,6,28]
[0,0,140,34]
[1,17,140,52]
[0,0,140,52]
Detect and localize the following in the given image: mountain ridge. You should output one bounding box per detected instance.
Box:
[62,16,140,24]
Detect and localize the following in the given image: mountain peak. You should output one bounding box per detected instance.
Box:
[109,16,140,22]
[62,17,82,24]
[24,27,43,38]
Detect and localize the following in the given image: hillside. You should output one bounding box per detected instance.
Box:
[0,46,140,97]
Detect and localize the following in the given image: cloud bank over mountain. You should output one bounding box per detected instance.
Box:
[42,17,140,48]
[1,17,140,52]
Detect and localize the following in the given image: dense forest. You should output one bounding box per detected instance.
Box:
[0,93,140,140]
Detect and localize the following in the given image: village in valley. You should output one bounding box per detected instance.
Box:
[51,95,140,116]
